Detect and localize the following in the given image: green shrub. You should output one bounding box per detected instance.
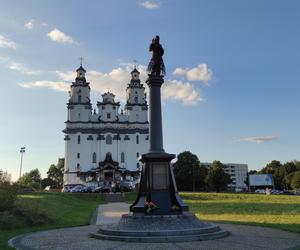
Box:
[0,181,18,212]
[0,211,23,229]
[12,203,51,226]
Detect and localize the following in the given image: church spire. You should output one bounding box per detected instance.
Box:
[75,59,86,83]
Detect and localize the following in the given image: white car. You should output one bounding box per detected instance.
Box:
[255,189,266,194]
[70,185,86,193]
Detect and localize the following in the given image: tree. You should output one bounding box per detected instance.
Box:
[41,178,56,189]
[260,160,284,189]
[290,171,300,190]
[47,158,64,188]
[173,151,207,191]
[205,161,231,192]
[0,169,17,211]
[19,168,42,189]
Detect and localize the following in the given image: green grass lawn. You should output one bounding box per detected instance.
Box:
[2,192,300,250]
[0,192,105,250]
[124,192,300,234]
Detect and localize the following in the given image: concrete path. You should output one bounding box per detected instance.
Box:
[96,202,129,225]
[9,202,300,250]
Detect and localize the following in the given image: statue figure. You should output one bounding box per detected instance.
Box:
[147,36,165,76]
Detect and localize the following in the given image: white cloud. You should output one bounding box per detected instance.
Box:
[20,64,202,105]
[140,1,160,9]
[19,81,69,92]
[8,62,40,75]
[47,28,75,44]
[236,136,278,144]
[0,56,40,75]
[0,35,17,49]
[173,64,213,85]
[162,80,203,105]
[24,19,34,29]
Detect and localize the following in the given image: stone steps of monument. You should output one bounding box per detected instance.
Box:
[98,225,220,236]
[105,193,123,203]
[90,230,229,243]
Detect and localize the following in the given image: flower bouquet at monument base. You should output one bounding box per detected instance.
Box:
[144,201,158,214]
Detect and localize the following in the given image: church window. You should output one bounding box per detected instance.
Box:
[134,96,138,103]
[136,135,139,144]
[107,113,111,119]
[137,152,140,158]
[78,95,82,103]
[76,163,80,171]
[106,135,112,144]
[92,152,96,163]
[121,152,125,163]
[137,163,140,169]
[102,106,105,110]
[135,91,138,94]
[77,153,80,158]
[77,135,81,144]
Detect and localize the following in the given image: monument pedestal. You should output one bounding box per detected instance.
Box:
[130,152,188,215]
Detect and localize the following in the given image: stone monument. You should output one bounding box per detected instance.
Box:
[91,36,228,242]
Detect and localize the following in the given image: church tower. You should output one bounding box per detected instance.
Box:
[67,64,92,122]
[125,67,148,122]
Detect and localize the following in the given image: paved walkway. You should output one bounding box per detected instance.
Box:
[96,202,129,225]
[9,202,300,250]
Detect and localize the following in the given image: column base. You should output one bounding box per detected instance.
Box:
[130,152,188,215]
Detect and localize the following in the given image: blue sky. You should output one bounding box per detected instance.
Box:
[0,0,299,180]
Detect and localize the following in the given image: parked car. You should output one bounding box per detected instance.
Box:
[70,185,86,193]
[99,185,111,193]
[255,189,265,194]
[120,181,134,192]
[93,186,103,193]
[62,184,77,192]
[81,186,95,193]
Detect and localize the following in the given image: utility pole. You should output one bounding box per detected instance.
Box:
[19,147,26,180]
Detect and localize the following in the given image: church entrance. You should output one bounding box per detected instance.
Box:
[104,171,113,181]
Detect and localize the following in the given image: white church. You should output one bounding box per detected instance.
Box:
[63,64,149,187]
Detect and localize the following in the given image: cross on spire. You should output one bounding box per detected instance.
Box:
[79,57,84,67]
[133,59,137,69]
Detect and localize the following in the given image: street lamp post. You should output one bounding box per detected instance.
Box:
[19,147,26,180]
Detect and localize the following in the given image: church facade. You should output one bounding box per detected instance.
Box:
[63,65,149,187]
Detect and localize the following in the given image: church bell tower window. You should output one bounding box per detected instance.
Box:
[106,135,112,144]
[92,152,96,163]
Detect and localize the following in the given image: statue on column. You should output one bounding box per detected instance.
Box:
[147,36,165,76]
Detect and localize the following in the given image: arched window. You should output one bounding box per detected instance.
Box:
[106,135,112,144]
[134,96,138,103]
[76,163,80,171]
[121,152,125,163]
[77,135,81,144]
[136,135,139,144]
[78,95,82,103]
[92,152,96,163]
[137,163,140,169]
[137,152,140,158]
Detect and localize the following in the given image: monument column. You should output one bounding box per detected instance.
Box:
[147,76,164,153]
[130,36,188,215]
